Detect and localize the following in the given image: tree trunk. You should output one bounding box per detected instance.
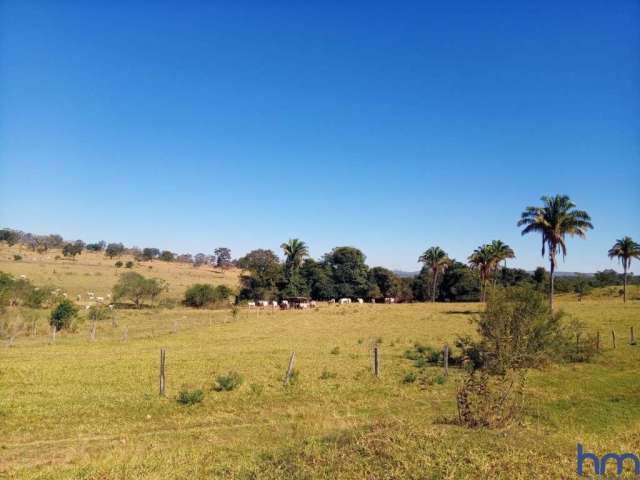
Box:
[623,262,628,304]
[432,269,438,302]
[549,252,556,311]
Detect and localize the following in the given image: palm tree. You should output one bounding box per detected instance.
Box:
[518,194,593,310]
[280,238,309,276]
[468,244,494,302]
[418,246,451,302]
[488,240,515,287]
[608,236,640,303]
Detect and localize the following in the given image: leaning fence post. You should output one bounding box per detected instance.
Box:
[372,344,380,378]
[159,349,166,396]
[444,344,449,376]
[284,351,296,386]
[90,321,97,342]
[612,330,616,349]
[51,325,57,344]
[630,326,635,345]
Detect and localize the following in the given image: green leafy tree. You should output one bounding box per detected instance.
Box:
[50,299,79,330]
[0,229,20,246]
[418,246,451,302]
[62,241,84,258]
[368,267,401,300]
[608,236,640,303]
[323,247,369,298]
[437,261,481,302]
[518,194,593,310]
[300,258,336,300]
[142,248,160,261]
[237,249,283,301]
[112,272,167,308]
[86,241,106,252]
[280,239,309,276]
[159,250,175,262]
[468,245,495,302]
[214,248,232,269]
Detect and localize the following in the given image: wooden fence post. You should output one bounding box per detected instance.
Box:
[612,330,616,349]
[284,351,296,386]
[51,325,57,344]
[373,344,380,378]
[159,349,166,396]
[596,331,600,353]
[123,326,128,342]
[444,344,449,376]
[630,326,635,345]
[90,321,97,342]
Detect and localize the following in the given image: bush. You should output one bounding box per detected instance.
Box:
[184,284,233,308]
[13,255,22,261]
[213,371,243,392]
[115,261,123,268]
[330,346,340,355]
[403,343,440,368]
[402,371,417,384]
[125,261,134,268]
[456,370,526,428]
[177,388,205,405]
[112,272,167,308]
[87,305,110,322]
[320,369,337,380]
[50,299,79,330]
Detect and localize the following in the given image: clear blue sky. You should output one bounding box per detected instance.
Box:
[1,1,638,272]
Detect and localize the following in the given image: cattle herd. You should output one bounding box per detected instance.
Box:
[246,297,396,310]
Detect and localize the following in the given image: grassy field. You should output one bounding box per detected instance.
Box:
[1,247,640,478]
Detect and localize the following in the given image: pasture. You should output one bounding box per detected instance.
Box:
[1,297,640,479]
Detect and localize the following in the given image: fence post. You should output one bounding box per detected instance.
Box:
[631,326,635,345]
[596,331,600,353]
[51,325,57,344]
[284,351,296,386]
[159,349,166,396]
[444,344,449,376]
[123,326,128,342]
[90,321,97,342]
[373,344,380,378]
[612,330,616,349]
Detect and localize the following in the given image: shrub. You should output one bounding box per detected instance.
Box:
[13,255,22,261]
[402,371,417,384]
[177,388,205,405]
[112,272,167,308]
[115,261,123,268]
[456,370,526,428]
[125,261,134,268]
[50,299,79,330]
[404,343,440,368]
[330,346,340,355]
[320,369,337,380]
[87,305,110,322]
[185,284,217,308]
[213,371,243,392]
[249,383,264,395]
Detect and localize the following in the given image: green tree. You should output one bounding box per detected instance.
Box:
[418,246,451,302]
[300,258,336,300]
[112,272,167,308]
[105,242,125,258]
[488,240,515,286]
[368,267,401,300]
[323,247,369,298]
[86,241,106,252]
[436,261,481,302]
[214,247,232,269]
[50,299,79,330]
[62,241,84,258]
[142,248,160,261]
[280,239,309,276]
[468,245,495,302]
[237,249,283,301]
[0,229,20,246]
[518,194,593,310]
[608,236,640,303]
[159,250,175,262]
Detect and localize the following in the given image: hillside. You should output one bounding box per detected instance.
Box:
[0,244,241,302]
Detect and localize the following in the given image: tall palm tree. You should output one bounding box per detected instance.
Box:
[518,194,593,310]
[280,238,309,276]
[488,240,515,287]
[468,244,494,302]
[418,246,451,302]
[608,236,640,303]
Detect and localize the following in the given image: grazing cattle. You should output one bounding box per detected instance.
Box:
[87,292,95,297]
[62,293,68,298]
[310,300,317,308]
[19,274,27,279]
[329,299,336,304]
[271,301,278,308]
[247,301,256,308]
[108,304,114,310]
[107,293,111,298]
[357,298,364,304]
[298,302,309,309]
[96,297,104,303]
[339,298,351,305]
[384,297,395,304]
[76,294,81,301]
[280,300,289,310]
[371,298,376,303]
[258,300,269,307]
[85,305,91,310]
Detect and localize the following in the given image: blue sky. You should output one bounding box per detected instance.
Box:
[1,1,638,272]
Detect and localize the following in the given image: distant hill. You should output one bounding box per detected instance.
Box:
[392,269,596,278]
[393,270,420,278]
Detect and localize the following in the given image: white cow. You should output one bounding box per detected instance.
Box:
[77,294,82,301]
[357,298,364,304]
[247,301,256,308]
[371,298,376,303]
[96,297,104,303]
[384,297,395,304]
[258,300,269,307]
[310,300,317,308]
[339,298,351,305]
[329,299,336,304]
[271,300,278,308]
[298,302,309,309]
[108,304,114,310]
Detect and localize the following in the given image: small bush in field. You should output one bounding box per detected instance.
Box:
[177,388,204,405]
[125,261,134,268]
[50,299,78,330]
[213,371,243,392]
[404,343,440,368]
[115,261,123,268]
[249,383,264,395]
[320,369,337,380]
[13,255,22,261]
[402,371,417,384]
[330,346,340,355]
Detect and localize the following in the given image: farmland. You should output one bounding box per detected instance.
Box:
[0,244,639,479]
